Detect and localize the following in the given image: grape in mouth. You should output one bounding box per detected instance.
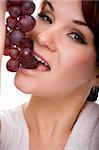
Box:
[19,48,50,71]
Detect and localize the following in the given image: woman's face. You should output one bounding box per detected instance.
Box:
[0,1,6,66]
[15,0,97,99]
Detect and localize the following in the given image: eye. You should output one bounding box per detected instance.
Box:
[67,32,87,45]
[38,12,52,24]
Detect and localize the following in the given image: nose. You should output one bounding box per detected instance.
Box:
[36,25,59,52]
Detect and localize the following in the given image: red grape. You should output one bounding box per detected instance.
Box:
[20,47,33,60]
[20,48,39,69]
[6,16,18,29]
[18,15,36,32]
[9,29,25,45]
[8,47,20,59]
[6,58,20,72]
[5,36,12,48]
[21,1,35,15]
[21,59,39,69]
[19,37,33,49]
[8,6,21,17]
[8,0,23,6]
[4,0,37,72]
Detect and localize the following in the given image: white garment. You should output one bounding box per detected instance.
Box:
[65,102,99,150]
[0,102,99,150]
[0,106,29,150]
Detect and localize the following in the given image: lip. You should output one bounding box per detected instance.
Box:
[33,50,50,68]
[19,66,50,76]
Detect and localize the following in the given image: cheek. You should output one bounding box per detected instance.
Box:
[76,52,96,77]
[60,49,96,83]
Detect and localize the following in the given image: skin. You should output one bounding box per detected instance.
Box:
[14,0,99,148]
[0,1,6,88]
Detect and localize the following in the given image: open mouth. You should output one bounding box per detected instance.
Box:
[33,53,51,71]
[20,49,51,71]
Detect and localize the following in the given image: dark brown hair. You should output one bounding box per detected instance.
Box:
[82,0,99,101]
[82,0,99,61]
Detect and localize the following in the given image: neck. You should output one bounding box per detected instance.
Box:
[22,80,93,145]
[22,84,90,144]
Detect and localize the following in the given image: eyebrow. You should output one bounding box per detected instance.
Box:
[42,0,54,12]
[72,20,88,27]
[72,20,93,34]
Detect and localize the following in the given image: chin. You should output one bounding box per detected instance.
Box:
[14,71,46,96]
[14,79,31,94]
[14,72,34,94]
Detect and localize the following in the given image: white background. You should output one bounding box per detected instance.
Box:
[0,0,99,110]
[0,0,40,110]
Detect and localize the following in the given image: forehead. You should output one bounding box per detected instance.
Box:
[41,0,81,8]
[41,0,84,21]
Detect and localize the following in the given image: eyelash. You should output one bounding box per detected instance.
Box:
[67,32,87,45]
[38,12,87,45]
[38,12,52,24]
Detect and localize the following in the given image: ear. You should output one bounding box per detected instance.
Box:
[95,62,99,87]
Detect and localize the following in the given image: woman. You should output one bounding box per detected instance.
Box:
[0,1,6,88]
[0,0,99,149]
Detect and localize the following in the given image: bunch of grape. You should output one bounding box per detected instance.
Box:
[4,0,38,72]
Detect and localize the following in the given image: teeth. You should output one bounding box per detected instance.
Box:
[34,54,48,66]
[45,62,48,66]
